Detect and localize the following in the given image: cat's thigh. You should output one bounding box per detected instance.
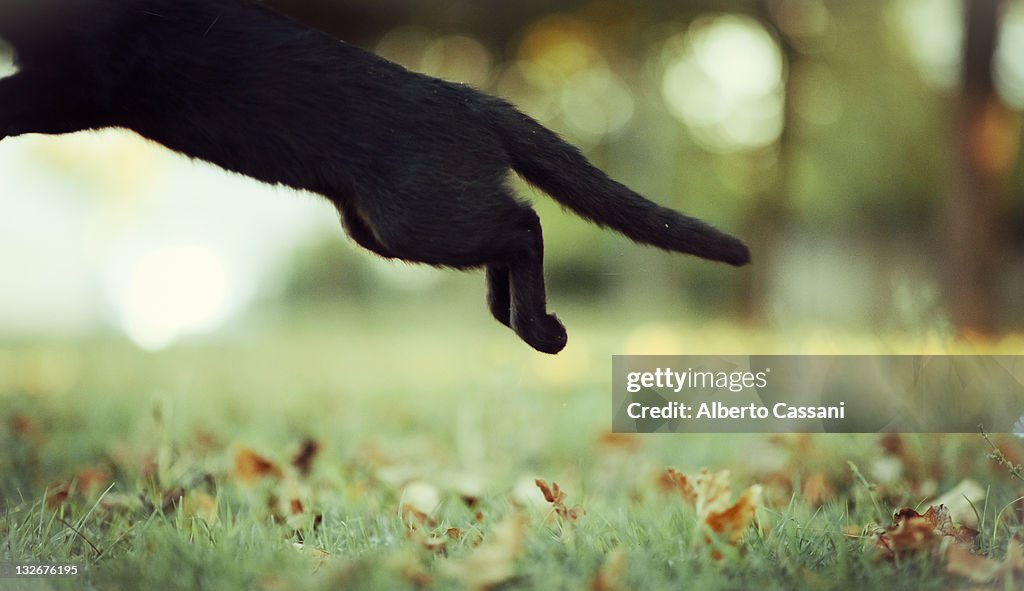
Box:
[337,203,395,258]
[355,185,534,267]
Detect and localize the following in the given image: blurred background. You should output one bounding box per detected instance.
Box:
[1,0,1023,351]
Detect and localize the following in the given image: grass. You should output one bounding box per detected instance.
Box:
[2,301,1023,590]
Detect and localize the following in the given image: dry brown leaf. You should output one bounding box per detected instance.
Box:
[45,484,70,510]
[451,473,485,508]
[691,469,735,517]
[535,479,585,523]
[876,505,977,560]
[46,467,112,509]
[233,447,283,482]
[161,487,186,514]
[947,539,1024,586]
[932,479,986,527]
[663,468,761,558]
[10,414,41,442]
[192,429,219,451]
[705,484,763,545]
[946,545,1003,583]
[591,549,627,591]
[535,479,564,505]
[291,438,321,477]
[183,490,218,523]
[876,511,938,557]
[401,505,437,529]
[76,467,111,494]
[657,469,697,505]
[597,432,640,452]
[443,514,527,590]
[402,518,459,555]
[401,481,440,518]
[421,534,450,555]
[801,472,833,507]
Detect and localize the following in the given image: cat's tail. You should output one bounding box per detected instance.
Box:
[490,104,750,266]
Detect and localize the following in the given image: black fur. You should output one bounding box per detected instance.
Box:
[0,0,749,354]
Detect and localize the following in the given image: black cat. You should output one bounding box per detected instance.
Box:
[0,0,749,354]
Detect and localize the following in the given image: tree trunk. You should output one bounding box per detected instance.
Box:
[948,0,1017,335]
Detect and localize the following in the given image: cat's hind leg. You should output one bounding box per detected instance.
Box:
[502,210,567,354]
[486,265,511,327]
[344,183,566,354]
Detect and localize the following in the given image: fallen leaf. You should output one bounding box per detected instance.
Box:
[801,472,832,507]
[45,484,70,510]
[193,429,220,452]
[234,447,283,482]
[75,467,111,495]
[183,490,218,523]
[421,533,450,556]
[705,484,763,545]
[10,414,41,442]
[535,479,564,505]
[451,473,485,508]
[691,469,735,517]
[535,479,585,523]
[663,468,761,558]
[401,481,441,518]
[946,538,1024,586]
[161,487,186,514]
[401,505,437,529]
[291,438,321,477]
[597,432,640,452]
[443,514,527,590]
[932,478,986,527]
[591,549,627,591]
[876,505,977,560]
[46,467,112,509]
[946,545,1003,583]
[657,469,697,505]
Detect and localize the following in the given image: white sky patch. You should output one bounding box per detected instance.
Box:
[0,129,340,339]
[111,243,230,350]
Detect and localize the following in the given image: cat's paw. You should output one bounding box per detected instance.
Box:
[514,313,567,355]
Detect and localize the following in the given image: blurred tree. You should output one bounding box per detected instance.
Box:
[732,0,800,321]
[948,0,1019,334]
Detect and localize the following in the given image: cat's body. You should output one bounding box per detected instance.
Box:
[0,0,749,354]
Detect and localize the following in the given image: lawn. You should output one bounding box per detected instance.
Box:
[2,302,1023,590]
